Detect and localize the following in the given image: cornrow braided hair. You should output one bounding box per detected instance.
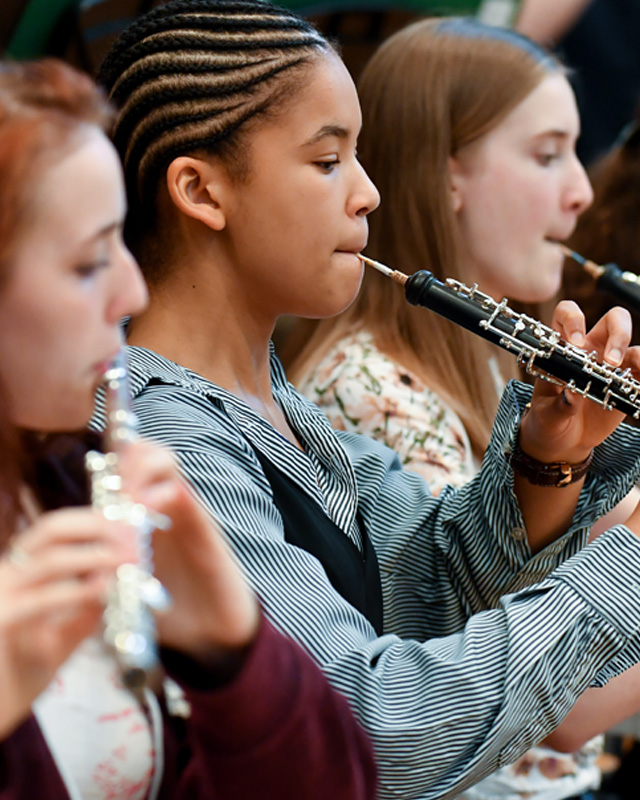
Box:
[98,0,330,221]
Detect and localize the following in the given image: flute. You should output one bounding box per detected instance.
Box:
[86,350,171,691]
[359,254,640,419]
[561,245,640,314]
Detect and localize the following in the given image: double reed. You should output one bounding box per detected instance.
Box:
[359,255,640,419]
[86,350,170,690]
[561,246,640,315]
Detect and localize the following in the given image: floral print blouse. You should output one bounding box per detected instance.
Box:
[295,328,602,800]
[296,330,476,495]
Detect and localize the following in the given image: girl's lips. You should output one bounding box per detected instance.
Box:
[93,352,119,375]
[93,362,112,377]
[336,236,369,255]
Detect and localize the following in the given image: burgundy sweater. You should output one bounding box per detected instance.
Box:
[0,616,377,799]
[0,434,377,798]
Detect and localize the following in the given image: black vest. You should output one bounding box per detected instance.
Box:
[252,448,384,635]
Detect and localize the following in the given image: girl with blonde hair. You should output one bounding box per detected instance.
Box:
[289,18,594,491]
[288,16,639,800]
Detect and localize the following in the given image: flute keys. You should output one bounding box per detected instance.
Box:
[114,630,147,656]
[142,576,172,612]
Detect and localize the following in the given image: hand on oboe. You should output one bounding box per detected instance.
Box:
[0,509,136,739]
[520,301,640,464]
[119,440,260,665]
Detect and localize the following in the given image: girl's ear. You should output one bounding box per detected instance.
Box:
[448,155,464,213]
[166,156,229,230]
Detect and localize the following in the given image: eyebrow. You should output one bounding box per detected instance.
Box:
[533,129,573,142]
[301,124,350,147]
[80,221,121,246]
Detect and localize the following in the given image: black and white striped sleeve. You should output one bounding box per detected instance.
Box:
[125,352,640,800]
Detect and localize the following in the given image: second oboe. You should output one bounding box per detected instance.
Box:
[359,255,640,420]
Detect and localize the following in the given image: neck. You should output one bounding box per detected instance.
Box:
[127,264,282,406]
[127,240,306,447]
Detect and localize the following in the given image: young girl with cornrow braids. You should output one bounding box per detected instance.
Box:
[99,2,640,797]
[0,56,378,800]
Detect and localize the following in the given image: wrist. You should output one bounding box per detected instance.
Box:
[509,431,593,488]
[161,617,262,690]
[518,403,593,464]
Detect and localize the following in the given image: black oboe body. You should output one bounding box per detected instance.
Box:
[404,270,640,419]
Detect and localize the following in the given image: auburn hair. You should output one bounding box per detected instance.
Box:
[0,58,112,543]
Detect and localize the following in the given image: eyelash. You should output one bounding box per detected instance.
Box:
[536,153,560,166]
[75,260,109,278]
[315,158,340,173]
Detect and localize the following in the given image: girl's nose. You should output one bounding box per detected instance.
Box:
[352,161,381,217]
[108,242,148,323]
[565,156,594,216]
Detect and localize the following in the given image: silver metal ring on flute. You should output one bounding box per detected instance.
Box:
[7,545,30,568]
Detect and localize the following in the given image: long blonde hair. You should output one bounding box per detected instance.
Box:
[287,17,561,457]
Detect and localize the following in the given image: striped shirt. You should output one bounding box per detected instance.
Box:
[108,345,640,800]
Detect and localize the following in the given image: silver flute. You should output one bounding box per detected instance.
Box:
[360,254,640,419]
[86,349,171,691]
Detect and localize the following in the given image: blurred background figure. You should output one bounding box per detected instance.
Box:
[562,104,640,342]
[516,0,640,167]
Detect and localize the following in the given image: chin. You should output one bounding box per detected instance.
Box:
[511,257,563,304]
[538,268,563,302]
[510,285,560,305]
[306,297,358,320]
[53,398,96,432]
[331,285,362,317]
[305,274,362,318]
[335,250,365,277]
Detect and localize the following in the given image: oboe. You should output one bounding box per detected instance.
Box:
[561,245,640,314]
[86,350,171,691]
[359,254,640,419]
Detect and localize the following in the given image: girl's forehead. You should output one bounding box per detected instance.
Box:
[264,54,361,141]
[496,75,576,135]
[458,74,577,160]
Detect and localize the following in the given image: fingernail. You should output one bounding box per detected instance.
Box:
[569,331,585,347]
[607,348,622,366]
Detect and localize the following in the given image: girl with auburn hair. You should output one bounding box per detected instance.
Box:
[0,56,377,799]
[98,2,640,797]
[288,17,640,800]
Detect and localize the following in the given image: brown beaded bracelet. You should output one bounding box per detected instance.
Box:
[508,442,593,488]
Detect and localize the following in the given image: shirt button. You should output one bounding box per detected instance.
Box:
[511,527,526,541]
